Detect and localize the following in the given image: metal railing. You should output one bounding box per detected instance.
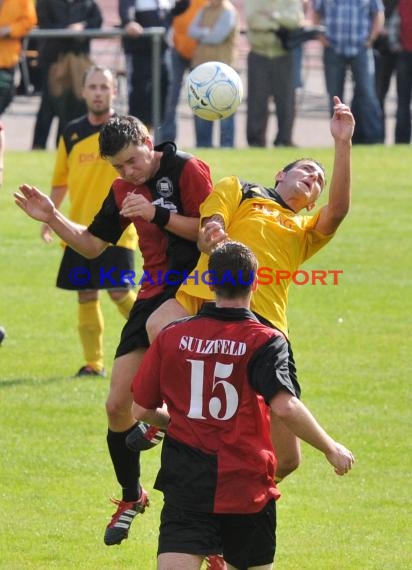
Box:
[23,27,167,133]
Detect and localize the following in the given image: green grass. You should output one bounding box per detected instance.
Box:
[0,146,411,569]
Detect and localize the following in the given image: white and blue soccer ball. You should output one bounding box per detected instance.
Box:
[187,61,243,121]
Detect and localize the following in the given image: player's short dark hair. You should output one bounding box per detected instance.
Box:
[283,157,325,175]
[99,115,150,158]
[208,241,257,299]
[277,158,326,190]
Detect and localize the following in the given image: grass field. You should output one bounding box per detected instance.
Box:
[0,146,411,569]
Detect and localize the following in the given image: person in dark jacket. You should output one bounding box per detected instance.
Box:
[119,0,188,136]
[32,0,103,149]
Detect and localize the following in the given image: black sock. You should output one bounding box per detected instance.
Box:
[107,427,141,502]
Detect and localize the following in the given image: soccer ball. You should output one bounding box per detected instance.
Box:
[187,61,243,121]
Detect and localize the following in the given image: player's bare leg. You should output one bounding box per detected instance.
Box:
[104,349,149,546]
[106,349,147,431]
[127,297,198,452]
[158,552,204,570]
[146,297,189,343]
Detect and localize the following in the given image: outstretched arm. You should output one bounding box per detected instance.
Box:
[314,96,355,235]
[15,184,107,258]
[270,390,355,476]
[40,185,68,243]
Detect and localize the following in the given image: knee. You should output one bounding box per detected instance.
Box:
[146,311,163,344]
[105,393,131,422]
[146,314,159,344]
[146,306,176,343]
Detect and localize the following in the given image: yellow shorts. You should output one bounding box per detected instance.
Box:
[176,288,206,316]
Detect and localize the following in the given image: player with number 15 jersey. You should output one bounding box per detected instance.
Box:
[132,302,300,514]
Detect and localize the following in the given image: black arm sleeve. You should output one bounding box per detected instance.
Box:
[171,0,190,18]
[85,1,103,29]
[88,188,130,245]
[248,335,300,404]
[119,0,134,26]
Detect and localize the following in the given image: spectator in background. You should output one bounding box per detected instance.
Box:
[394,0,412,144]
[245,0,304,148]
[293,0,312,90]
[40,65,138,377]
[0,121,4,188]
[119,0,174,132]
[188,0,240,148]
[313,0,385,145]
[373,1,400,109]
[0,0,37,117]
[159,0,208,143]
[32,0,103,150]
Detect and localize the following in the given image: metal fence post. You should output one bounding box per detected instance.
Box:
[25,27,166,131]
[151,29,162,140]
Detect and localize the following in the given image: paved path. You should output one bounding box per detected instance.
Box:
[3,43,397,151]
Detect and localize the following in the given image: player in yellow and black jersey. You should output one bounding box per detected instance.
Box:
[41,65,137,377]
[141,96,355,484]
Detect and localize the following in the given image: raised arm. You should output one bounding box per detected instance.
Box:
[314,96,355,235]
[270,390,355,476]
[15,184,107,258]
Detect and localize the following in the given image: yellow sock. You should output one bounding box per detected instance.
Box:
[78,300,104,372]
[113,289,137,319]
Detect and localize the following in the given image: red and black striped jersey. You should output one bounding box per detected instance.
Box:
[88,142,212,298]
[132,303,299,513]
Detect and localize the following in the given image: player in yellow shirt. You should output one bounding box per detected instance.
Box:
[41,65,137,377]
[167,172,333,336]
[137,96,355,480]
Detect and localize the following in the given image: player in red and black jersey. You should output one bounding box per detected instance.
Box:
[132,241,355,569]
[14,115,213,546]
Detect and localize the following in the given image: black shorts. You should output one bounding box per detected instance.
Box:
[158,500,276,569]
[56,245,135,291]
[115,286,179,357]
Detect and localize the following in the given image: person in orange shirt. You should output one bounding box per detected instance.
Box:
[159,0,208,142]
[0,0,37,115]
[188,0,240,147]
[0,121,5,344]
[0,121,4,187]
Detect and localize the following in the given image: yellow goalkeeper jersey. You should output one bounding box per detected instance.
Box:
[177,176,334,335]
[52,115,137,250]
